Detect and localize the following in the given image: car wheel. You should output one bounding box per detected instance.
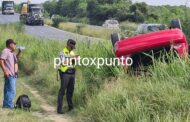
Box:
[26,20,30,25]
[111,33,120,47]
[170,19,182,30]
[41,21,44,26]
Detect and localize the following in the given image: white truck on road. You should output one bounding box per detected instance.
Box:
[2,0,15,15]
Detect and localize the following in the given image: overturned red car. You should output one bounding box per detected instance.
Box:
[111,20,189,69]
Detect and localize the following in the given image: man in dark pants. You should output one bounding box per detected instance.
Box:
[57,39,78,114]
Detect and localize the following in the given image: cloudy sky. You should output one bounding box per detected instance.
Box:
[133,0,188,6]
[0,0,189,6]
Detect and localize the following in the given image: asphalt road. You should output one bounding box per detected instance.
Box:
[0,13,101,41]
[0,13,20,24]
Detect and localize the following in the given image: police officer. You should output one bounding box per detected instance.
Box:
[57,39,78,114]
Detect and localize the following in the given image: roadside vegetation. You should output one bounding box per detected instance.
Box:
[45,18,120,39]
[0,72,48,122]
[1,23,190,122]
[43,0,190,36]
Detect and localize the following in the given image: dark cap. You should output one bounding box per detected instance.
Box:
[67,39,76,49]
[6,39,16,47]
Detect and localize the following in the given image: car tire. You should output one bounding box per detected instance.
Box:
[111,33,120,47]
[41,21,44,26]
[26,21,30,25]
[170,19,182,30]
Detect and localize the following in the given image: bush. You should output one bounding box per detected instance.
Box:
[120,21,138,37]
[44,18,53,26]
[52,15,69,27]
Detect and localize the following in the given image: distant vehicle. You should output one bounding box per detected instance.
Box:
[51,14,59,20]
[102,19,120,29]
[111,19,188,70]
[20,2,44,26]
[2,0,15,15]
[136,24,166,34]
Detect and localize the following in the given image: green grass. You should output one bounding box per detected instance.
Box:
[77,56,190,122]
[120,21,138,37]
[45,20,138,40]
[58,22,120,40]
[0,72,49,122]
[44,20,120,40]
[1,23,190,122]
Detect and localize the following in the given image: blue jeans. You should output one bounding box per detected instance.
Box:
[3,76,17,109]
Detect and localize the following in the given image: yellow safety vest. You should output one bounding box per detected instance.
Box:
[59,47,75,73]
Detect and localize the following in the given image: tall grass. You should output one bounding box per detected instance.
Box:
[0,23,121,105]
[44,20,138,39]
[120,21,138,37]
[1,24,190,122]
[58,22,120,40]
[79,57,190,122]
[0,71,47,122]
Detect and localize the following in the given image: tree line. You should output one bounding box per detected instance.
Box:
[43,0,190,36]
[43,0,154,25]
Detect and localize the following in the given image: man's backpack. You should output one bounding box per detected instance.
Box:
[15,95,31,111]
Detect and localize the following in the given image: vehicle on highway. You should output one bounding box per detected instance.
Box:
[111,19,189,70]
[102,19,120,29]
[2,0,15,15]
[20,2,44,26]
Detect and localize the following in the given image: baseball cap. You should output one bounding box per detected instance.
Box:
[6,39,16,47]
[67,39,76,49]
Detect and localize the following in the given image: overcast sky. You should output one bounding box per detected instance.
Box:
[0,0,189,6]
[133,0,189,6]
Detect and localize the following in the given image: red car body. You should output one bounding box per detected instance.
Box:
[115,29,189,59]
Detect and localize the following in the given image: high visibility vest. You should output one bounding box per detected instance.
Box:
[59,47,75,73]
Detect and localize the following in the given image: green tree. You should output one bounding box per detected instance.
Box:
[129,2,148,22]
[43,0,57,17]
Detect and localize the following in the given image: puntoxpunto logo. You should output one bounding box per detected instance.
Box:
[54,56,133,69]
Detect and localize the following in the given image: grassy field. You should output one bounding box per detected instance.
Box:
[1,23,190,122]
[0,72,49,122]
[45,18,120,40]
[45,18,138,40]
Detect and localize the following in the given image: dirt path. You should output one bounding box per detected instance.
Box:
[21,83,73,122]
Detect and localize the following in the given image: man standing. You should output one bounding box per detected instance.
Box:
[57,39,78,114]
[0,39,21,109]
